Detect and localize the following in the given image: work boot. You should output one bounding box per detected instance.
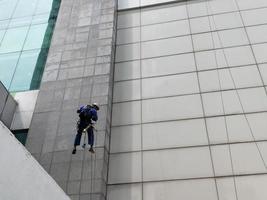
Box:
[89,147,95,153]
[72,148,76,154]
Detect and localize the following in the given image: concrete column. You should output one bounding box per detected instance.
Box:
[26,0,117,199]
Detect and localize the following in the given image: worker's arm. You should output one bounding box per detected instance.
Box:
[90,109,98,122]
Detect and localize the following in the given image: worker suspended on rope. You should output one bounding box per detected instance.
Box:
[72,103,99,154]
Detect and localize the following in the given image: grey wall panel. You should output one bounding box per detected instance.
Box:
[0,82,16,129]
[26,0,117,199]
[1,95,17,128]
[0,82,8,117]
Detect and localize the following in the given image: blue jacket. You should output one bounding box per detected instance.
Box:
[77,105,98,123]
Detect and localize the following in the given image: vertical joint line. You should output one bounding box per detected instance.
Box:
[185,1,220,200]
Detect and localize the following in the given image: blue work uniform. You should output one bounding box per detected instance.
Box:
[74,105,98,147]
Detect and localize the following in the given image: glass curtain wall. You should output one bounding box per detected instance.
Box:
[108,0,267,200]
[0,0,60,92]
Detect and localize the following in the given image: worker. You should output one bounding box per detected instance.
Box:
[72,103,99,154]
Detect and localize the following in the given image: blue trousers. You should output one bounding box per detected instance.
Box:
[74,123,94,147]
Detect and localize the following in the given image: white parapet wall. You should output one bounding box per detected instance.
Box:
[0,121,70,200]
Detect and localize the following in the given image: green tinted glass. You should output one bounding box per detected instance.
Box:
[0,30,5,43]
[9,50,40,91]
[32,14,50,25]
[12,129,28,146]
[0,20,9,30]
[0,26,28,53]
[0,0,61,92]
[0,52,20,89]
[35,0,54,15]
[9,16,32,28]
[13,0,38,18]
[0,0,18,20]
[23,23,47,50]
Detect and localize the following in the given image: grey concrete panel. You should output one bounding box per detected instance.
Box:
[1,95,16,128]
[50,163,70,182]
[27,0,117,199]
[40,152,53,165]
[69,162,83,181]
[24,137,44,154]
[67,181,80,195]
[69,195,79,200]
[0,83,8,116]
[52,150,72,164]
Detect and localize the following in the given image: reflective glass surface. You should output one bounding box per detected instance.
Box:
[0,52,20,88]
[0,26,29,53]
[9,50,40,91]
[0,0,60,92]
[12,129,28,146]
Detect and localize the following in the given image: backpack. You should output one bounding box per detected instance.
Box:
[77,105,92,121]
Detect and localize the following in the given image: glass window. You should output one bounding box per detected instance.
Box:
[0,30,5,43]
[13,0,38,18]
[0,0,60,93]
[23,23,47,50]
[29,49,48,90]
[0,52,20,88]
[9,50,40,91]
[9,16,32,28]
[0,0,18,20]
[32,14,50,25]
[35,0,54,15]
[0,20,9,30]
[0,26,29,53]
[12,129,28,146]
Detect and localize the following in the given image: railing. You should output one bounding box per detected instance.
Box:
[0,81,17,129]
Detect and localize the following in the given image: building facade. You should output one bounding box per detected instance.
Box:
[107,1,267,200]
[1,0,267,200]
[0,0,60,92]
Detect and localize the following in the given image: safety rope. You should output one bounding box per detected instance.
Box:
[205,0,267,173]
[92,123,97,200]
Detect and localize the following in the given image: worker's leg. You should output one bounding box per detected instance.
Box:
[74,131,82,146]
[87,126,94,146]
[88,126,95,153]
[72,123,84,154]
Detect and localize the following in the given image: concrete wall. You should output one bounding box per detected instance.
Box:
[107,0,267,200]
[26,0,117,199]
[0,121,70,200]
[11,90,39,130]
[0,81,16,129]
